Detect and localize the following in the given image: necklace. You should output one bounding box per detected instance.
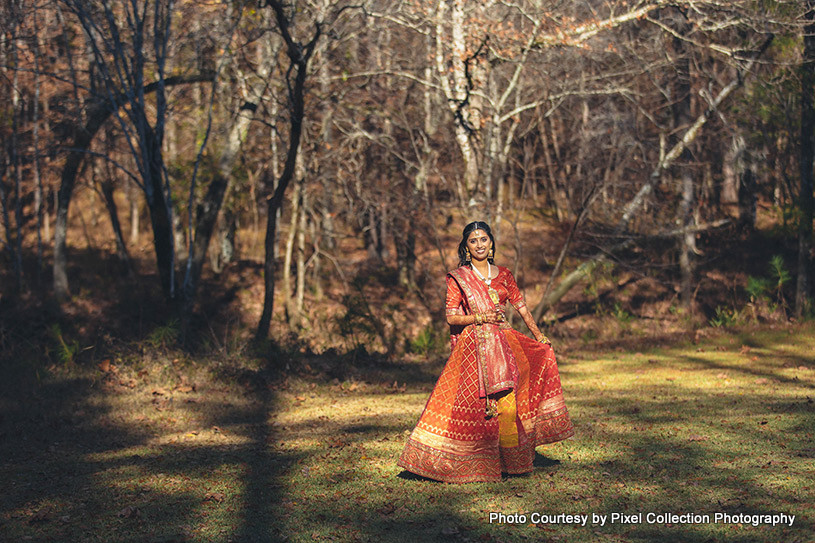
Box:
[471,262,492,285]
[472,263,500,305]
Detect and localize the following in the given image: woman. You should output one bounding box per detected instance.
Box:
[397,221,573,482]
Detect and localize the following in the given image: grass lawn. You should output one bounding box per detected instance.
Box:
[1,324,813,542]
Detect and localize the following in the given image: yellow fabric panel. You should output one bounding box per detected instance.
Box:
[498,392,519,448]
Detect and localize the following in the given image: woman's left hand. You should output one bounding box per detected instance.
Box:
[483,308,504,324]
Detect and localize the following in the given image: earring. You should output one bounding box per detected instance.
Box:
[465,249,472,262]
[488,248,494,260]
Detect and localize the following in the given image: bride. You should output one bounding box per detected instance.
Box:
[397,221,574,482]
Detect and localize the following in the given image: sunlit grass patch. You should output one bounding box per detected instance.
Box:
[2,323,813,542]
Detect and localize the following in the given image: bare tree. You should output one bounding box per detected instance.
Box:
[256,0,322,341]
[57,0,178,298]
[52,0,218,302]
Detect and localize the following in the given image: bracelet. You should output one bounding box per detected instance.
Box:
[475,313,483,326]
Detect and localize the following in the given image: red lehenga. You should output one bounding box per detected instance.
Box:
[397,265,574,483]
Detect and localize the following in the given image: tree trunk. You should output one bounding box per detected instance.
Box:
[96,163,133,277]
[10,34,24,292]
[396,227,416,288]
[797,1,815,317]
[669,10,697,312]
[679,169,697,310]
[295,183,307,316]
[215,209,237,271]
[721,133,744,206]
[283,176,301,322]
[181,95,257,337]
[435,0,479,199]
[258,191,284,340]
[142,127,176,299]
[32,11,45,279]
[738,167,757,232]
[256,1,320,342]
[54,105,108,300]
[0,150,13,274]
[129,182,139,244]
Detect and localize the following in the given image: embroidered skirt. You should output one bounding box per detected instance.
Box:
[397,327,574,483]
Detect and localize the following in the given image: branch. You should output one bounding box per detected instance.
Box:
[533,220,731,320]
[61,148,143,186]
[536,2,668,48]
[531,34,773,321]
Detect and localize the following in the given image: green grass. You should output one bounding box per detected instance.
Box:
[1,325,814,542]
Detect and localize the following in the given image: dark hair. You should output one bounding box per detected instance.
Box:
[457,221,496,267]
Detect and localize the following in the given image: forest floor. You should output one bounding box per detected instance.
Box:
[1,323,813,543]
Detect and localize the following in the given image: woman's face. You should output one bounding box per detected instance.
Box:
[466,229,492,262]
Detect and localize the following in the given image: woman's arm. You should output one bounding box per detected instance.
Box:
[504,269,551,344]
[516,304,551,344]
[446,309,504,327]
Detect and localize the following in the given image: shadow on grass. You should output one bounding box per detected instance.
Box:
[0,363,294,541]
[248,328,815,542]
[557,382,814,542]
[3,241,814,543]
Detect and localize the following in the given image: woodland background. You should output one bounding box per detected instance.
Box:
[2,0,815,359]
[2,2,815,542]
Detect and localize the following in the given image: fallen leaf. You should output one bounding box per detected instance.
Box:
[28,507,54,524]
[203,492,225,503]
[117,506,140,518]
[327,437,348,449]
[98,359,111,372]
